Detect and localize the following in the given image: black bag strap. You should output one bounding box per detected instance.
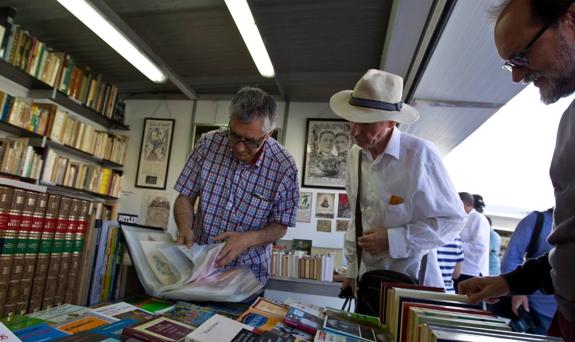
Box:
[526,211,544,259]
[354,150,427,285]
[340,296,354,311]
[355,151,364,273]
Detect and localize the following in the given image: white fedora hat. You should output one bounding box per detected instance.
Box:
[329,69,420,124]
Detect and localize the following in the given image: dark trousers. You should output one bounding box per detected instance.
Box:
[548,311,575,341]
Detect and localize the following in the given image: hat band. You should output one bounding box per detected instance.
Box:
[349,96,402,112]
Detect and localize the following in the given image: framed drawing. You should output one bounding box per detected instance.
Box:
[315,192,335,218]
[296,191,312,223]
[191,124,282,149]
[302,119,351,189]
[135,118,175,189]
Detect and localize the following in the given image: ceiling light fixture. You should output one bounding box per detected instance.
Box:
[56,0,167,83]
[224,0,275,78]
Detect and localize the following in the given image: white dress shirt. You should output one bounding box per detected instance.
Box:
[459,209,490,276]
[344,127,466,288]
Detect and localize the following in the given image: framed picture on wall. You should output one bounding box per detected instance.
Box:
[191,124,282,150]
[135,118,175,189]
[302,119,351,189]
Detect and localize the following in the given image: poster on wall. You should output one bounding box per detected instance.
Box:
[141,192,172,230]
[336,220,349,232]
[302,119,351,189]
[337,193,351,218]
[316,219,332,233]
[135,118,175,189]
[315,193,335,218]
[296,191,312,223]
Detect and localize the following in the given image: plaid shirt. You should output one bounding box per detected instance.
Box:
[174,129,299,284]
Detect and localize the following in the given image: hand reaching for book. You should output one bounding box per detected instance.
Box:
[213,231,252,267]
[458,276,510,304]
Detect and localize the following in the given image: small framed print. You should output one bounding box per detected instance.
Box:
[316,193,335,218]
[296,191,313,223]
[337,193,351,218]
[336,220,349,232]
[135,118,175,189]
[316,219,332,233]
[302,119,351,189]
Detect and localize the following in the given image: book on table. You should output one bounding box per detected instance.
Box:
[120,223,263,302]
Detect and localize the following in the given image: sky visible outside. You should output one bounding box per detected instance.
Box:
[443,84,574,217]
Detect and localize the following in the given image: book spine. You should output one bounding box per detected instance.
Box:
[0,186,14,317]
[0,188,24,317]
[42,196,71,309]
[28,195,60,313]
[4,191,36,316]
[16,193,47,314]
[64,199,90,304]
[53,198,79,306]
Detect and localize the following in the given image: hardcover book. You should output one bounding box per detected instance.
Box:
[184,314,259,342]
[122,316,195,342]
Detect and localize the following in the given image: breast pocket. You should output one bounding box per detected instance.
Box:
[383,196,411,228]
[235,191,273,230]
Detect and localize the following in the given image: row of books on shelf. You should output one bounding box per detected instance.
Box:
[0,138,42,179]
[1,91,128,164]
[270,251,335,282]
[0,8,120,119]
[0,186,92,318]
[42,149,122,197]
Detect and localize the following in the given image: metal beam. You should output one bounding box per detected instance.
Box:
[413,98,505,109]
[88,0,197,100]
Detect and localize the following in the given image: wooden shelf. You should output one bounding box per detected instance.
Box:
[0,120,44,138]
[0,61,52,90]
[30,89,129,130]
[42,183,119,201]
[0,172,39,186]
[45,139,123,169]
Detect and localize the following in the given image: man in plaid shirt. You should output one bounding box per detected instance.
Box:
[174,87,299,285]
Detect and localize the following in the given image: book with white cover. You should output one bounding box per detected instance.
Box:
[121,224,263,302]
[0,322,22,342]
[184,314,259,342]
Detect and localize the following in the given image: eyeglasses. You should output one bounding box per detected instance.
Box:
[227,124,268,150]
[502,22,552,72]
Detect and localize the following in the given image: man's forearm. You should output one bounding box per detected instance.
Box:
[247,223,287,248]
[174,194,196,233]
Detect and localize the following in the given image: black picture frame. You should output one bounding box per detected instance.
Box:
[302,118,351,189]
[135,118,175,189]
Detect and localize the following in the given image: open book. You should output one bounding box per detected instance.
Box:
[121,224,263,302]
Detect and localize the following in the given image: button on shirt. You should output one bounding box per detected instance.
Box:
[174,129,299,284]
[344,127,466,289]
[460,209,490,277]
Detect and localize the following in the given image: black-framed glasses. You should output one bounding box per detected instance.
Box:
[227,123,268,150]
[502,22,552,72]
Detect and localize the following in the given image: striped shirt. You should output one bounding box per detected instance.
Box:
[436,237,464,293]
[174,129,299,284]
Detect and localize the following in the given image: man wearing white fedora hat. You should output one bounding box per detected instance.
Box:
[330,69,466,314]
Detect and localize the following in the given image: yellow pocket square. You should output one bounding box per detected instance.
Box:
[389,195,404,205]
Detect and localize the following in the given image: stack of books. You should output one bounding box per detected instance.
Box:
[0,137,42,179]
[380,282,562,342]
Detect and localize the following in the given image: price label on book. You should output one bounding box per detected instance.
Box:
[118,213,138,224]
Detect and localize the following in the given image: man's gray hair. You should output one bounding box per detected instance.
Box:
[229,86,277,133]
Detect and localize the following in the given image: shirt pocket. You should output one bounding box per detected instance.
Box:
[235,189,273,230]
[383,193,411,228]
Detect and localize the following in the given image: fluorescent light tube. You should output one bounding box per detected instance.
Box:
[57,0,167,83]
[225,0,275,78]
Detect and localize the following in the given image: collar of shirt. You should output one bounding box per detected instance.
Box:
[361,126,402,163]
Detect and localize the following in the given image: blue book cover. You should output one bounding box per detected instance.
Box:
[89,319,138,338]
[15,323,70,341]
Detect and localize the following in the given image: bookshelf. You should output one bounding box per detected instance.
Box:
[0,60,128,200]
